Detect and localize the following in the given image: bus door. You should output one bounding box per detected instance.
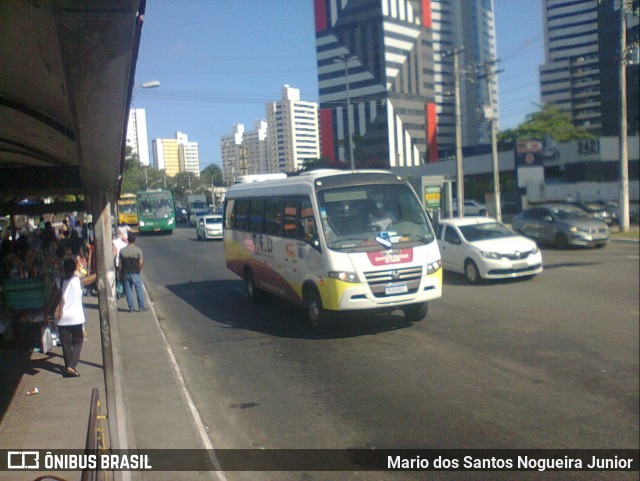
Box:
[281,197,323,305]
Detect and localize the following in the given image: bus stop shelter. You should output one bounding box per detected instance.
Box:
[1,0,145,461]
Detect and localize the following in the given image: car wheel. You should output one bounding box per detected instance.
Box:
[464,259,482,284]
[305,287,332,334]
[403,302,428,322]
[556,233,569,249]
[245,269,265,303]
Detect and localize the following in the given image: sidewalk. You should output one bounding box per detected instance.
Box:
[0,285,214,481]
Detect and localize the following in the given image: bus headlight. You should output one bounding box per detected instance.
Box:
[168,219,174,225]
[426,259,442,274]
[328,271,360,283]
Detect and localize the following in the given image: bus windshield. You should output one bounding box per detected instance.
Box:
[138,194,173,219]
[118,202,136,214]
[317,184,435,251]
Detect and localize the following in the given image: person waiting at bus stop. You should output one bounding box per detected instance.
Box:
[119,232,147,312]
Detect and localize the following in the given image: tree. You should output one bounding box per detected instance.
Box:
[121,146,144,194]
[200,164,224,186]
[498,105,594,149]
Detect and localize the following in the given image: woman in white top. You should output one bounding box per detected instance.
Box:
[56,259,96,377]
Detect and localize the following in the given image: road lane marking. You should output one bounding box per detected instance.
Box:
[144,283,228,481]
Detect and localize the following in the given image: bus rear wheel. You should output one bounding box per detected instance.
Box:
[305,287,332,334]
[245,269,265,303]
[403,302,428,322]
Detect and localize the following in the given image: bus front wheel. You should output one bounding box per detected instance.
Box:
[305,287,332,334]
[403,302,428,322]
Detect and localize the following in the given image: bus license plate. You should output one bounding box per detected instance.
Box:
[385,282,408,295]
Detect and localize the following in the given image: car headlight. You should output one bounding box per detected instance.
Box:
[569,226,578,233]
[480,250,501,259]
[328,271,360,283]
[138,220,145,226]
[426,259,442,274]
[532,245,539,254]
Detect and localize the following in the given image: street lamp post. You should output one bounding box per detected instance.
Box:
[334,55,357,170]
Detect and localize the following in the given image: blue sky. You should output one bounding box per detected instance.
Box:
[134,0,545,169]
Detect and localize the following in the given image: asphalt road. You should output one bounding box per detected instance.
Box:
[137,225,639,481]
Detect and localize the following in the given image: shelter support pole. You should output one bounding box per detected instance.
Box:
[92,193,131,481]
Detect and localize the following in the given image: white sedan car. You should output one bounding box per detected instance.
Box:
[436,217,543,283]
[196,214,224,240]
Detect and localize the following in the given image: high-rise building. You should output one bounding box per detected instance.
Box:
[243,120,270,174]
[314,0,498,167]
[126,108,150,166]
[432,0,499,153]
[152,138,180,177]
[220,121,270,183]
[266,85,320,172]
[540,0,639,135]
[176,131,201,176]
[220,124,244,184]
[153,132,200,178]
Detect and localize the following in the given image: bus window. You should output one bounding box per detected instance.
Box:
[264,198,282,235]
[249,198,265,232]
[224,199,235,229]
[283,199,299,239]
[235,199,249,231]
[300,200,319,247]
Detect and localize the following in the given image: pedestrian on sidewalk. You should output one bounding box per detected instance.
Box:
[55,258,96,377]
[119,232,147,312]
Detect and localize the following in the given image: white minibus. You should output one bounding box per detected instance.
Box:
[223,170,442,332]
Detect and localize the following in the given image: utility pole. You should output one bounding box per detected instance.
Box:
[483,60,502,222]
[335,55,356,170]
[619,0,630,232]
[453,47,465,218]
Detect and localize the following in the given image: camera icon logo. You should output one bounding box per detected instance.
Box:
[8,451,40,469]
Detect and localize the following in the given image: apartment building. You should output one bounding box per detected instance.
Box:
[266,85,320,172]
[126,108,151,166]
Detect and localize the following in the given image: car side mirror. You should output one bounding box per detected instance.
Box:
[448,238,461,245]
[542,216,553,222]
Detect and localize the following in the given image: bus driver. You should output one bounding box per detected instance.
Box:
[370,199,396,231]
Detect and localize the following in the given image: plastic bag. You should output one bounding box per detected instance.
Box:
[41,324,55,354]
[116,280,124,298]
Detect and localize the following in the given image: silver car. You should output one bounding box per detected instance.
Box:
[513,204,609,248]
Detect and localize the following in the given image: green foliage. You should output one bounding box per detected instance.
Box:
[498,105,594,149]
[121,151,224,206]
[200,164,224,187]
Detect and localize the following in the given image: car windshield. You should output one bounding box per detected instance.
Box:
[549,206,589,219]
[205,217,222,225]
[317,183,435,252]
[458,222,514,242]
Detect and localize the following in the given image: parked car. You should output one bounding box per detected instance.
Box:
[512,203,609,248]
[436,217,543,284]
[577,200,618,226]
[453,199,487,216]
[196,214,223,240]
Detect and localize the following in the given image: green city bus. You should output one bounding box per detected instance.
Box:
[136,189,175,234]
